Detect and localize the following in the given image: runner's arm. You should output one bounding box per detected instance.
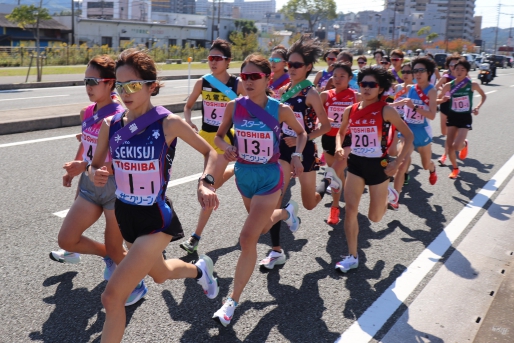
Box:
[313,71,322,90]
[335,106,351,158]
[415,88,437,120]
[306,88,330,140]
[384,106,414,167]
[183,78,203,130]
[471,82,487,115]
[436,83,451,104]
[214,101,236,161]
[89,118,111,186]
[279,103,307,154]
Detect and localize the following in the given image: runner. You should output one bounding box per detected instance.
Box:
[212,54,307,327]
[373,49,384,67]
[435,54,460,165]
[390,49,405,86]
[181,39,245,254]
[325,52,359,91]
[91,49,220,342]
[438,58,487,179]
[313,49,339,92]
[390,57,438,210]
[426,53,441,85]
[50,55,126,283]
[320,62,359,224]
[268,45,290,100]
[259,35,330,270]
[331,66,413,272]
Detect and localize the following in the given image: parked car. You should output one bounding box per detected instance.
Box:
[434,53,449,69]
[507,57,513,68]
[475,57,483,64]
[494,55,508,68]
[462,54,477,71]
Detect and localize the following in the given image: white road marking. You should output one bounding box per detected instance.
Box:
[52,172,204,218]
[336,153,514,343]
[0,116,202,148]
[510,85,514,87]
[0,94,69,101]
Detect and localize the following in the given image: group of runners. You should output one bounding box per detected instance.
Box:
[48,36,487,341]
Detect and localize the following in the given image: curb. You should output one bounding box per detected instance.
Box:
[0,101,201,135]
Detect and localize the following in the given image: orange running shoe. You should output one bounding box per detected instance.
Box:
[327,207,340,224]
[429,167,437,185]
[449,168,460,179]
[459,140,468,160]
[438,154,447,166]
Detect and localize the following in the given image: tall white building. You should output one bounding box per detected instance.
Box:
[82,0,152,22]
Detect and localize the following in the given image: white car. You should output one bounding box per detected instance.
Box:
[462,54,477,71]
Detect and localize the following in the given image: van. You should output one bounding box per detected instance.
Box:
[434,53,449,69]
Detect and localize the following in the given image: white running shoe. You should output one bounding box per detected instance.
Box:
[195,255,219,299]
[284,200,300,233]
[213,298,237,327]
[125,280,148,306]
[326,185,332,194]
[335,255,359,273]
[259,249,286,269]
[103,256,116,281]
[325,167,342,193]
[49,249,81,264]
[387,186,399,211]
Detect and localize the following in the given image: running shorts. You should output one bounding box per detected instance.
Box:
[279,139,320,172]
[347,153,389,186]
[234,162,284,199]
[78,172,116,210]
[446,111,472,130]
[321,134,351,156]
[399,124,433,149]
[199,129,235,154]
[439,101,450,114]
[115,197,184,244]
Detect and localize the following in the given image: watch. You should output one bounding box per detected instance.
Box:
[85,163,91,176]
[413,105,419,111]
[199,174,215,186]
[291,152,303,162]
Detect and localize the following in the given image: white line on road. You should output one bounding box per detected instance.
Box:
[336,153,514,343]
[52,171,204,218]
[510,85,514,87]
[0,94,69,101]
[0,116,202,148]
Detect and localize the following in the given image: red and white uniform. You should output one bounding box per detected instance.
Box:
[348,101,390,158]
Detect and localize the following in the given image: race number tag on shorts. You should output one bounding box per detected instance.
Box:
[328,106,345,128]
[282,111,305,137]
[113,159,161,206]
[451,96,470,112]
[350,126,379,156]
[236,129,273,164]
[203,101,227,126]
[404,106,424,124]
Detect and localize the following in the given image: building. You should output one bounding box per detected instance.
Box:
[152,0,196,14]
[82,0,152,21]
[473,15,482,40]
[0,13,69,47]
[195,0,275,21]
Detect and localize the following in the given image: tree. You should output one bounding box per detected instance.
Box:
[280,0,337,33]
[367,39,382,50]
[7,2,51,82]
[288,32,303,46]
[400,37,424,51]
[234,20,258,36]
[417,26,438,43]
[229,32,259,59]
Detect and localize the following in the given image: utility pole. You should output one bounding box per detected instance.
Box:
[217,0,221,38]
[509,15,513,39]
[494,2,501,53]
[390,1,398,48]
[71,0,75,45]
[211,0,216,43]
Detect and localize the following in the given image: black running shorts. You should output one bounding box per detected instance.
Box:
[347,153,389,186]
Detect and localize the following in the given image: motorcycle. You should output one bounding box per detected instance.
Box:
[478,63,494,85]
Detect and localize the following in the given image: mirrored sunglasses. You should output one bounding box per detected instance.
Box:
[269,57,285,63]
[240,72,269,81]
[359,81,379,89]
[208,55,227,62]
[84,78,115,86]
[115,80,157,94]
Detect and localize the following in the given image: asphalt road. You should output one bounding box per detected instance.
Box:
[1,70,514,343]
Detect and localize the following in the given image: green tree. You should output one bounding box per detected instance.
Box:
[229,32,259,59]
[367,39,382,50]
[279,0,337,33]
[234,20,258,36]
[417,26,438,43]
[7,2,51,82]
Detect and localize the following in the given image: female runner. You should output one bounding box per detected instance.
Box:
[268,45,290,100]
[313,49,339,92]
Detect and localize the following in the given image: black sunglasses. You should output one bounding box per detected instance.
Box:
[287,61,306,69]
[412,68,427,74]
[401,70,413,74]
[359,81,379,89]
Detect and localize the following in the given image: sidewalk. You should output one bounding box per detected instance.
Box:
[380,172,514,343]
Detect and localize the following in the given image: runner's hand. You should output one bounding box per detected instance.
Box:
[405,99,415,109]
[63,160,87,178]
[442,95,450,103]
[62,173,74,187]
[223,146,238,162]
[472,107,479,115]
[291,156,304,178]
[93,166,109,187]
[75,133,82,142]
[283,137,296,147]
[384,160,398,176]
[186,120,198,133]
[334,147,345,160]
[198,183,219,210]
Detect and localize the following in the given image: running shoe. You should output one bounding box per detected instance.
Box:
[438,154,447,166]
[284,200,300,233]
[327,185,332,194]
[429,167,437,185]
[325,167,342,193]
[404,173,410,185]
[259,249,286,269]
[195,255,219,299]
[327,207,340,225]
[320,152,326,166]
[387,186,399,211]
[335,255,359,273]
[180,236,199,254]
[449,168,460,179]
[125,280,148,306]
[49,249,81,264]
[103,256,116,281]
[213,298,237,327]
[459,139,468,160]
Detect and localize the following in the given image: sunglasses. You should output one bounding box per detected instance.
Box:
[412,68,427,74]
[84,78,115,86]
[358,61,367,65]
[449,64,457,67]
[391,58,402,62]
[287,61,306,69]
[401,70,413,74]
[208,55,227,62]
[115,80,157,94]
[326,57,337,62]
[269,57,285,63]
[240,72,269,81]
[359,81,379,89]
[380,61,390,65]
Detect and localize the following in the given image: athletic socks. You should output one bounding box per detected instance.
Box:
[194,265,203,280]
[192,233,201,241]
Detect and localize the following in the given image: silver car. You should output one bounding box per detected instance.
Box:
[462,54,477,71]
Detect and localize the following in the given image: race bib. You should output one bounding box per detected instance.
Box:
[113,159,162,206]
[203,100,228,126]
[236,129,273,164]
[404,106,425,124]
[451,96,470,112]
[282,111,305,137]
[328,106,346,128]
[350,126,380,156]
[82,131,110,163]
